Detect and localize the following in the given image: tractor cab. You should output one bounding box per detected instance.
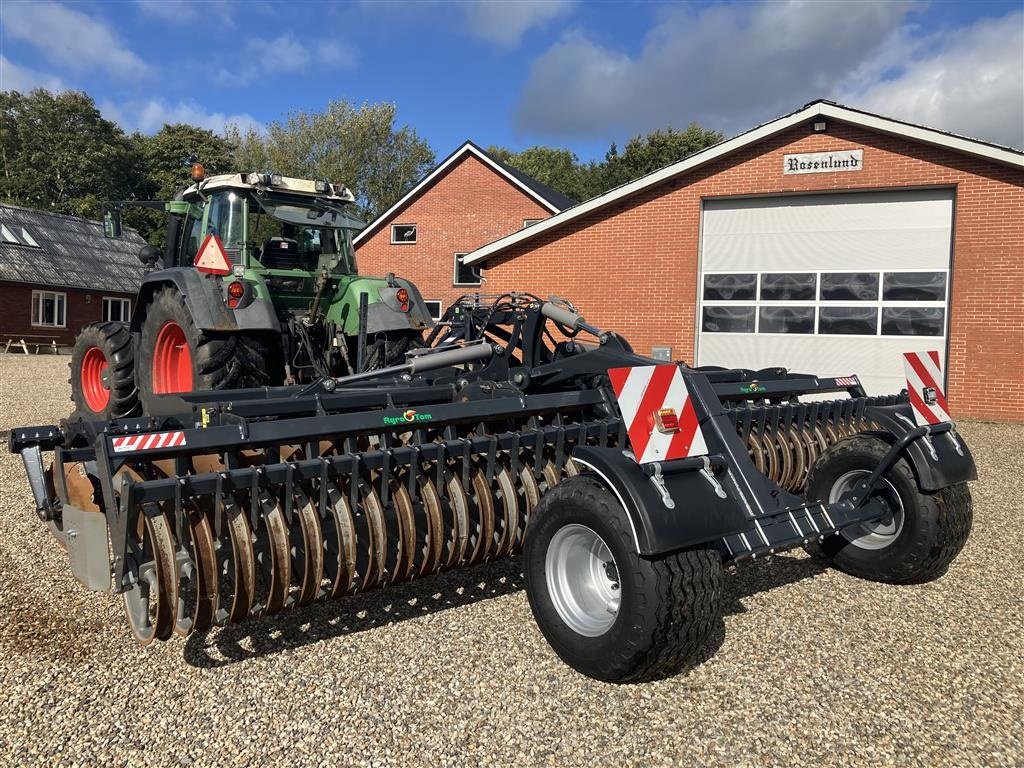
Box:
[170,171,364,276]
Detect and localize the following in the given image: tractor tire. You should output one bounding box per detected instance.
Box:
[69,322,139,420]
[138,287,276,412]
[523,475,723,683]
[805,435,972,584]
[362,331,425,371]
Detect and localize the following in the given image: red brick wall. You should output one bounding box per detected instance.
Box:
[479,120,1024,422]
[0,281,135,348]
[355,153,553,313]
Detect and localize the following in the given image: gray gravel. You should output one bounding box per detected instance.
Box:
[1,355,1021,768]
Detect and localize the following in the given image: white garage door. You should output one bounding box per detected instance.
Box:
[697,189,953,395]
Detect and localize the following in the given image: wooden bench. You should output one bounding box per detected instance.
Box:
[3,336,61,355]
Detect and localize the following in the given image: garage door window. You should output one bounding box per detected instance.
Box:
[882,272,946,301]
[703,273,756,301]
[701,270,947,337]
[820,272,878,301]
[760,273,816,301]
[759,306,814,334]
[881,307,944,336]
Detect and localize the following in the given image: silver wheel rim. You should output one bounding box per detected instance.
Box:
[829,470,905,550]
[545,524,620,637]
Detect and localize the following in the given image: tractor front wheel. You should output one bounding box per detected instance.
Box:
[523,475,723,682]
[69,322,139,419]
[138,287,276,411]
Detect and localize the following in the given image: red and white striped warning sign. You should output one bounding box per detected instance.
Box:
[834,376,859,387]
[607,365,708,464]
[903,351,951,426]
[112,431,187,453]
[194,233,232,275]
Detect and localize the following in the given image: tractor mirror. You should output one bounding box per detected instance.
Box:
[103,210,122,239]
[138,244,160,268]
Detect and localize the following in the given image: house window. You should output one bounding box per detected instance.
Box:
[391,224,417,244]
[103,297,132,323]
[523,219,543,228]
[424,300,443,320]
[31,290,66,328]
[454,253,481,286]
[1,224,20,244]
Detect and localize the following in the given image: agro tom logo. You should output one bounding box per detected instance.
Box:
[382,409,434,426]
[740,381,766,394]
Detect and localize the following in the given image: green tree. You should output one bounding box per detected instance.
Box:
[227,100,435,220]
[602,124,724,189]
[0,89,144,219]
[128,124,236,247]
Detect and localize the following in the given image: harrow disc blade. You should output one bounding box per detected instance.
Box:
[323,481,357,599]
[122,505,178,645]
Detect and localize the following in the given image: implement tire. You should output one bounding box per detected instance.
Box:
[806,435,972,584]
[69,322,139,419]
[138,286,276,411]
[523,475,723,683]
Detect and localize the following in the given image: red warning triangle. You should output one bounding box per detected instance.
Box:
[194,234,232,275]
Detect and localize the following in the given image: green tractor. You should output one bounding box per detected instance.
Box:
[72,167,432,419]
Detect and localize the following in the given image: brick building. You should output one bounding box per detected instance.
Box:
[0,203,147,349]
[463,101,1024,422]
[354,141,574,319]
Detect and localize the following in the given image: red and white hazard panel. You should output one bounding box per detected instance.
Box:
[903,351,951,426]
[112,431,187,453]
[607,365,708,464]
[194,233,232,275]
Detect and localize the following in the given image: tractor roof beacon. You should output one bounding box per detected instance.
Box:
[71,165,432,420]
[15,289,976,682]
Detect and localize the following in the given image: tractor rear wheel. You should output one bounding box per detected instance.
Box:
[138,287,276,411]
[523,475,723,682]
[805,435,973,584]
[69,322,139,419]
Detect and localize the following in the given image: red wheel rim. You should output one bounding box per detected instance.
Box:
[152,321,194,394]
[81,346,110,412]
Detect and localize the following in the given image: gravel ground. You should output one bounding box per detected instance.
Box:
[1,355,1021,768]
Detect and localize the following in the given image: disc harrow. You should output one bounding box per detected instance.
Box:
[10,293,976,680]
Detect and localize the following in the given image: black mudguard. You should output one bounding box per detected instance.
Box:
[865,405,977,492]
[570,445,750,556]
[131,268,280,334]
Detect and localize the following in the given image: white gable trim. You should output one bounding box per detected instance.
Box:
[463,101,1024,265]
[353,142,561,245]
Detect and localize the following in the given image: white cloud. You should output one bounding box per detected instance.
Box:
[3,1,150,80]
[101,98,263,136]
[515,2,1024,149]
[134,0,199,22]
[839,12,1024,149]
[215,35,357,86]
[0,56,67,93]
[463,0,575,48]
[515,0,922,136]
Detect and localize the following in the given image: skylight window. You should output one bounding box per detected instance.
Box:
[0,223,41,248]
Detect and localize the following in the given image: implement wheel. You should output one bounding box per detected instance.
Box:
[523,475,723,683]
[138,286,276,410]
[806,435,972,584]
[69,322,138,419]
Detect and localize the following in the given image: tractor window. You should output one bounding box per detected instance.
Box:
[248,196,356,272]
[205,192,245,257]
[178,215,203,266]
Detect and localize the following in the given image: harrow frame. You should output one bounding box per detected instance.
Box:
[9,293,976,664]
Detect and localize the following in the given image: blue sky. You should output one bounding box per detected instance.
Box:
[2,0,1022,162]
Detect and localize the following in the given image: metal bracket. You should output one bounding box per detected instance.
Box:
[648,463,675,509]
[699,456,728,499]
